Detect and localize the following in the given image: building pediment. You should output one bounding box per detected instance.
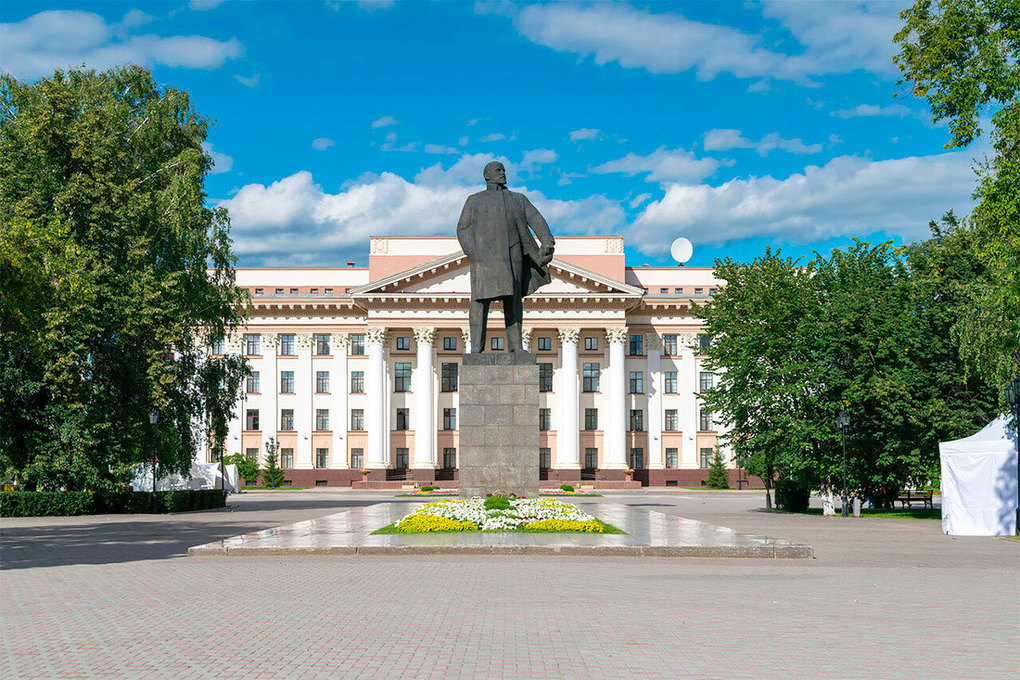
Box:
[349,250,645,301]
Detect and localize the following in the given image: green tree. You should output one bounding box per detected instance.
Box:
[0,66,250,491]
[894,0,1020,393]
[705,450,730,490]
[262,437,284,489]
[225,452,260,486]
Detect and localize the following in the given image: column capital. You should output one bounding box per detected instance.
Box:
[412,327,436,346]
[678,332,700,350]
[557,327,580,345]
[295,332,314,350]
[605,327,629,345]
[225,334,244,353]
[645,332,662,352]
[365,327,388,345]
[262,332,279,350]
[333,332,351,350]
[521,328,533,352]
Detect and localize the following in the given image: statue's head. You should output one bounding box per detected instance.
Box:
[483,161,506,186]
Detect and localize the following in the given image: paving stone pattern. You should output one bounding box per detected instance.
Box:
[2,491,1018,679]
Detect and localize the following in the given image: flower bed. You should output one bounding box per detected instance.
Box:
[376,497,624,534]
[540,490,603,497]
[396,488,458,497]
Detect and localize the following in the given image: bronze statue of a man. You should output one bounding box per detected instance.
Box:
[457,161,555,352]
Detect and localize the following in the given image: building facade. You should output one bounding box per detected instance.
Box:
[214,236,736,487]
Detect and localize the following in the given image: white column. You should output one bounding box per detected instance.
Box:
[679,335,699,467]
[226,334,244,459]
[604,327,629,469]
[333,333,349,468]
[295,332,314,468]
[412,327,436,469]
[365,327,389,469]
[521,328,532,353]
[646,333,664,468]
[261,333,278,458]
[461,327,472,354]
[556,327,580,468]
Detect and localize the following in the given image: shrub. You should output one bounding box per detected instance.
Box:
[395,514,478,533]
[522,519,605,533]
[2,489,227,516]
[484,495,512,511]
[0,491,94,517]
[560,484,575,492]
[775,479,811,513]
[224,453,260,485]
[706,450,730,489]
[420,485,439,492]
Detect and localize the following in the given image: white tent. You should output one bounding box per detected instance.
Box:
[131,462,240,493]
[939,416,1018,536]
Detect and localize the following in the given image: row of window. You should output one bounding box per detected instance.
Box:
[246,445,717,470]
[218,332,714,358]
[244,407,713,432]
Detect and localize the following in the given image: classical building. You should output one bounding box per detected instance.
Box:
[214,235,735,487]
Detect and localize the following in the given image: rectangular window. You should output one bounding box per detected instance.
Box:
[315,448,328,469]
[245,409,259,431]
[659,287,668,294]
[441,363,458,392]
[314,333,331,355]
[350,448,364,469]
[245,447,259,463]
[630,409,644,432]
[350,334,365,355]
[211,337,225,355]
[584,448,599,469]
[280,409,294,430]
[396,336,410,351]
[630,448,644,469]
[443,447,457,469]
[350,408,364,430]
[582,363,600,392]
[275,288,283,295]
[699,410,713,431]
[584,408,598,431]
[665,448,678,469]
[310,288,318,294]
[280,370,295,393]
[664,371,678,393]
[394,362,412,392]
[699,371,714,392]
[539,448,551,469]
[395,448,409,469]
[254,288,264,295]
[315,408,330,431]
[443,408,457,430]
[629,334,643,356]
[537,336,552,351]
[664,409,679,431]
[315,370,330,393]
[245,334,260,356]
[539,363,553,392]
[279,333,295,355]
[324,288,333,295]
[281,448,294,468]
[289,288,298,294]
[246,371,260,393]
[699,334,712,350]
[700,448,713,468]
[350,370,364,393]
[695,288,704,295]
[629,371,643,394]
[674,287,683,294]
[396,408,410,431]
[663,334,678,356]
[539,408,551,431]
[443,336,457,351]
[490,336,504,351]
[584,336,598,351]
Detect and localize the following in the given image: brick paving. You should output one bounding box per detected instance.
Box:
[2,490,1018,679]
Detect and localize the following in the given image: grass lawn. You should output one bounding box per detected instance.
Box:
[241,486,313,491]
[799,507,941,520]
[540,493,603,497]
[372,518,625,535]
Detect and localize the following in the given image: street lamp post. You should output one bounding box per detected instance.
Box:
[1006,377,1020,535]
[837,410,850,518]
[149,408,160,514]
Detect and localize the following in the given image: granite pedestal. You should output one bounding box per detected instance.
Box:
[458,352,539,498]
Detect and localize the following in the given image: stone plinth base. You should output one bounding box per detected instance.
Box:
[459,352,539,498]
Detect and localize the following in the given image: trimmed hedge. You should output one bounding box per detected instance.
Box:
[0,489,227,517]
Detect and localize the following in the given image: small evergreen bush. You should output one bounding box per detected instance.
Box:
[706,450,730,489]
[262,440,285,489]
[420,485,439,492]
[560,484,575,492]
[484,495,512,511]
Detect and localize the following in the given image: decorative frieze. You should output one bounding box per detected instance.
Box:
[604,238,624,254]
[370,238,389,254]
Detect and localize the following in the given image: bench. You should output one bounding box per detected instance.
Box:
[896,489,933,509]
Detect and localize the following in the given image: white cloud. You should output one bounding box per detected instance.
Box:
[234,73,260,87]
[371,115,397,129]
[121,10,154,30]
[458,136,469,146]
[520,148,557,172]
[1,10,242,80]
[512,2,907,83]
[326,0,396,11]
[747,79,771,93]
[219,153,625,265]
[592,147,727,185]
[829,134,843,145]
[190,0,227,9]
[627,150,977,254]
[202,143,233,174]
[703,129,823,156]
[312,137,335,151]
[629,193,652,209]
[424,143,460,155]
[832,103,914,118]
[569,127,602,142]
[480,133,507,142]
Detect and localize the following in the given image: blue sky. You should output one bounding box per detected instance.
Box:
[1,1,987,269]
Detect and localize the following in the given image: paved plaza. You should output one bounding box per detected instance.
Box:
[2,490,1018,679]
